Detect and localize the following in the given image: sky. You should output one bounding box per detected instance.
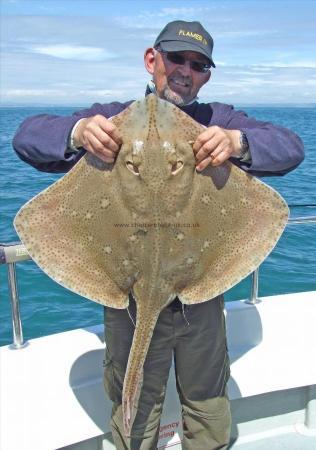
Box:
[1,0,316,105]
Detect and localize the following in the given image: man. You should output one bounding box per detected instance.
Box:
[13,20,304,450]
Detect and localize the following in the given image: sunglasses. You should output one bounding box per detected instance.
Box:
[159,50,211,73]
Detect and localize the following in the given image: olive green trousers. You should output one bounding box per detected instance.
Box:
[104,295,231,450]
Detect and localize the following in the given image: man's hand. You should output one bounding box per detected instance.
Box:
[193,126,242,171]
[73,115,122,163]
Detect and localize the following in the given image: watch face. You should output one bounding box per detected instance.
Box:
[241,132,249,151]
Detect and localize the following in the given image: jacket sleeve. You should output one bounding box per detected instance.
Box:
[210,103,305,177]
[12,102,131,173]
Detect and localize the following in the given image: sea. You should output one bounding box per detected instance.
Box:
[0,105,315,347]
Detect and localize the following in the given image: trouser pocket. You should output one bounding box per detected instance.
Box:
[103,349,123,403]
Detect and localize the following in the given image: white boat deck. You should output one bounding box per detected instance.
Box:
[1,291,316,450]
[231,433,316,449]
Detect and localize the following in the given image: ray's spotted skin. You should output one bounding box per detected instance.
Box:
[14,94,289,436]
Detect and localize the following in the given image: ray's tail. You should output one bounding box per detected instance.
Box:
[122,303,160,436]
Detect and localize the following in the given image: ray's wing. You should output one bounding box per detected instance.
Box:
[179,163,288,303]
[13,138,135,309]
[151,101,289,304]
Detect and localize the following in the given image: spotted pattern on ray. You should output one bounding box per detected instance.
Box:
[14,94,289,436]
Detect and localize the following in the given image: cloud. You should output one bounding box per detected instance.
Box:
[117,5,213,27]
[3,89,67,97]
[31,44,115,61]
[215,30,269,39]
[3,88,123,97]
[1,87,133,105]
[216,62,316,70]
[156,6,213,16]
[1,1,315,105]
[260,61,316,69]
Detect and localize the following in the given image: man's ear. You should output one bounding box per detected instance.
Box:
[144,48,155,75]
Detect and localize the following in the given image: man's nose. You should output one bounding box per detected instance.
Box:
[177,60,192,76]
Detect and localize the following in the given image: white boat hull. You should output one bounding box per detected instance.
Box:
[1,291,316,449]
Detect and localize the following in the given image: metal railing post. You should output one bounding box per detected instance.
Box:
[245,268,262,305]
[7,262,28,349]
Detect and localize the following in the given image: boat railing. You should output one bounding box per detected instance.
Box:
[1,208,316,349]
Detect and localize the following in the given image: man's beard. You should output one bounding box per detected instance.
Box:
[161,86,187,106]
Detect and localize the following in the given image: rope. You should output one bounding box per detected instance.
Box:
[127,307,136,327]
[182,304,190,327]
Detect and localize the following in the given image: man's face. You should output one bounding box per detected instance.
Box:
[145,48,211,106]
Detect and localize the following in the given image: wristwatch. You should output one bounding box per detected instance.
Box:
[238,131,250,160]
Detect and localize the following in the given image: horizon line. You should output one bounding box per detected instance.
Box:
[1,102,316,108]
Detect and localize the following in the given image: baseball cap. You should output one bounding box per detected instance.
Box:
[154,20,216,68]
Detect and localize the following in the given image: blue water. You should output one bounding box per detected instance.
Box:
[1,106,315,347]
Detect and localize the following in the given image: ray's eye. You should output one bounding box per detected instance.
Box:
[163,141,183,175]
[126,161,140,175]
[127,140,143,175]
